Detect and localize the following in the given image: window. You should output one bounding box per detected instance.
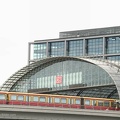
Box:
[48,97,52,103]
[25,96,29,102]
[85,100,90,105]
[11,95,17,100]
[68,99,70,104]
[61,98,66,104]
[70,99,74,104]
[54,98,60,103]
[111,102,116,107]
[33,96,38,102]
[40,97,45,102]
[98,101,103,106]
[104,101,109,107]
[75,99,80,104]
[18,95,24,101]
[0,94,5,100]
[91,100,96,106]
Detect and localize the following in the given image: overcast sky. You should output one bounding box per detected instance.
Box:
[0,0,120,86]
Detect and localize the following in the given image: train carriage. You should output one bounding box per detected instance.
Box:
[0,91,8,104]
[0,91,119,111]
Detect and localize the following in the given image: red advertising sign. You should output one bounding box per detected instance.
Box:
[56,76,62,84]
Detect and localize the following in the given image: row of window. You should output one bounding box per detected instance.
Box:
[0,94,115,107]
[10,95,81,104]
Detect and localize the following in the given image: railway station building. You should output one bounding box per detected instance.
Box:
[1,26,120,99]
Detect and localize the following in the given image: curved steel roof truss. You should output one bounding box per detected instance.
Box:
[0,56,120,99]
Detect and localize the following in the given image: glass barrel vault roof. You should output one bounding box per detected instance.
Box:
[0,57,120,99]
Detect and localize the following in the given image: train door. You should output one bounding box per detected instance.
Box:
[81,98,84,109]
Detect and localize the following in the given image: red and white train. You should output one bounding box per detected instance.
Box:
[0,91,119,110]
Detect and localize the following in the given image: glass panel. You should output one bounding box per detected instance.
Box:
[11,60,114,92]
[91,100,96,106]
[0,94,5,100]
[54,98,60,103]
[33,96,38,102]
[61,98,66,104]
[104,101,109,107]
[40,97,46,102]
[68,40,83,56]
[33,43,47,59]
[85,100,90,105]
[48,97,52,103]
[50,41,64,57]
[11,95,17,100]
[18,95,24,101]
[111,102,116,107]
[87,38,103,55]
[75,99,80,104]
[98,101,103,106]
[106,36,120,54]
[68,98,70,104]
[25,96,29,102]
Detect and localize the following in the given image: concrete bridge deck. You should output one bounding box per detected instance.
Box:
[0,104,119,120]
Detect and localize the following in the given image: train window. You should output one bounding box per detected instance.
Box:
[40,97,45,102]
[25,96,29,102]
[11,95,17,100]
[85,100,90,105]
[61,98,66,104]
[33,96,38,102]
[48,97,52,103]
[75,99,80,104]
[104,101,109,107]
[0,94,5,100]
[111,102,116,107]
[98,101,103,106]
[68,99,70,104]
[18,96,24,101]
[54,98,60,103]
[91,100,96,106]
[71,99,74,104]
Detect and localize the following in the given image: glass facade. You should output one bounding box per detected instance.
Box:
[107,56,120,62]
[87,38,103,55]
[34,43,47,59]
[106,36,120,54]
[11,60,114,92]
[32,36,120,61]
[49,41,64,57]
[68,40,83,56]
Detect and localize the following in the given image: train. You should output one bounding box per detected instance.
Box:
[0,91,119,110]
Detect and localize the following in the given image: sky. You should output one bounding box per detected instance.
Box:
[0,0,120,86]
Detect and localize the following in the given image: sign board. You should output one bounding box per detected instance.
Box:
[56,76,62,84]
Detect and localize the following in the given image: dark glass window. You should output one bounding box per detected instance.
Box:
[107,56,120,62]
[68,40,83,56]
[91,100,96,106]
[50,42,64,57]
[87,38,103,55]
[106,36,120,54]
[104,101,109,107]
[98,101,103,106]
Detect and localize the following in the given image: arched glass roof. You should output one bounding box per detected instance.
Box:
[0,57,120,99]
